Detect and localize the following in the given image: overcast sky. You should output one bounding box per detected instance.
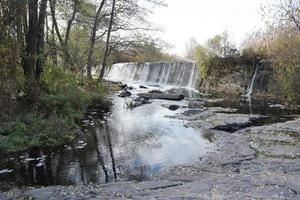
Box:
[148,0,274,55]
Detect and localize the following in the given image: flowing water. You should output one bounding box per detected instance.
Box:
[246,61,259,96]
[105,62,200,89]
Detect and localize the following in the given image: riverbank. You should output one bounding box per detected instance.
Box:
[1,92,299,199]
[0,67,111,153]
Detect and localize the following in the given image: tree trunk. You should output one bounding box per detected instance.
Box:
[49,0,63,46]
[87,0,106,79]
[100,0,116,79]
[36,0,48,79]
[64,0,79,68]
[49,0,58,65]
[49,0,78,68]
[23,0,40,104]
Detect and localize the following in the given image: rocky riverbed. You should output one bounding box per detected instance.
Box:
[1,90,300,199]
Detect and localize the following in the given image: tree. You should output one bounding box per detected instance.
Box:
[205,31,236,57]
[36,0,48,79]
[269,0,300,31]
[23,0,47,103]
[49,0,80,68]
[184,37,199,60]
[87,0,106,79]
[100,0,116,79]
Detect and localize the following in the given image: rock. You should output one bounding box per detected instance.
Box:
[120,84,128,89]
[127,86,134,90]
[168,105,180,111]
[119,90,132,98]
[149,90,164,94]
[139,85,148,89]
[182,109,206,116]
[148,84,161,88]
[130,97,151,108]
[138,93,185,101]
[212,122,252,132]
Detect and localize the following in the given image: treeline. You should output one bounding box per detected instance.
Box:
[0,0,167,152]
[0,0,168,103]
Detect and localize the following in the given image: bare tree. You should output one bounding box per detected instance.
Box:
[49,0,79,67]
[87,0,106,79]
[267,0,300,31]
[100,0,116,79]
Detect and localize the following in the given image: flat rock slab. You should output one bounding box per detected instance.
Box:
[138,93,185,101]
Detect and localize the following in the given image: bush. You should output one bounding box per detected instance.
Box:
[269,32,300,104]
[194,45,237,86]
[0,65,111,153]
[0,113,74,152]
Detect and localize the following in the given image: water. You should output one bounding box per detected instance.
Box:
[0,94,212,187]
[246,61,259,96]
[105,62,200,89]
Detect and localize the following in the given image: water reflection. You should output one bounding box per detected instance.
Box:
[0,96,211,187]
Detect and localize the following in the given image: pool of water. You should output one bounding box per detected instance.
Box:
[0,93,212,187]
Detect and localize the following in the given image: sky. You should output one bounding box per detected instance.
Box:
[148,0,274,55]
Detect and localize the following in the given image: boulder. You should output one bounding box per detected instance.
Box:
[138,93,185,101]
[119,90,132,98]
[120,83,128,89]
[139,85,148,89]
[168,105,180,111]
[127,97,151,109]
[128,86,134,90]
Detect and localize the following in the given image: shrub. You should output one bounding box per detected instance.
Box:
[0,113,74,152]
[0,65,111,153]
[270,33,300,104]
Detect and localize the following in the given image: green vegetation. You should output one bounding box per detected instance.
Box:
[190,31,239,85]
[0,0,169,153]
[0,65,110,153]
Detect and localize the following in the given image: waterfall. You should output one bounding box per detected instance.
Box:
[246,61,259,96]
[105,62,200,89]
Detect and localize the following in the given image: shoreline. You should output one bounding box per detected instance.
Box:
[1,100,299,199]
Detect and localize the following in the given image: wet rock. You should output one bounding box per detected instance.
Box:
[188,101,204,108]
[168,105,180,111]
[212,122,252,132]
[149,90,164,94]
[148,84,161,88]
[119,90,132,98]
[182,109,206,116]
[139,85,148,89]
[127,86,134,90]
[131,97,151,108]
[138,93,185,101]
[120,83,127,89]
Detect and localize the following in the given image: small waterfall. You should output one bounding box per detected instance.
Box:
[105,62,200,89]
[246,61,259,96]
